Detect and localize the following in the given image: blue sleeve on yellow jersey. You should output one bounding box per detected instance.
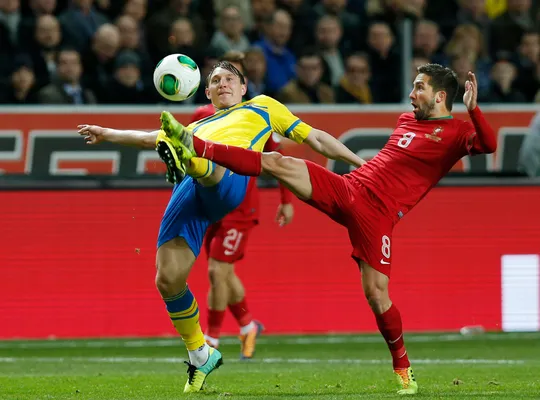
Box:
[253,95,312,143]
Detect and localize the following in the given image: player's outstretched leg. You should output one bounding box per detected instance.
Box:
[359,262,418,395]
[157,238,223,393]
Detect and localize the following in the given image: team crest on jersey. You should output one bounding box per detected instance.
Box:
[425,126,443,142]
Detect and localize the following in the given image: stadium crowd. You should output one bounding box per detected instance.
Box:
[0,0,538,105]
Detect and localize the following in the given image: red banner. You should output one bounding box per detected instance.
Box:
[0,106,536,177]
[1,186,539,339]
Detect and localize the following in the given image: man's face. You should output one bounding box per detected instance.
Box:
[409,73,437,120]
[206,66,246,109]
[35,15,61,48]
[57,51,82,84]
[296,55,323,87]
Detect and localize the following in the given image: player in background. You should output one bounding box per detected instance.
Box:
[194,51,294,358]
[78,62,363,392]
[156,65,497,395]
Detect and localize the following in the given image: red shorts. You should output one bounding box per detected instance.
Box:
[304,161,394,276]
[204,220,256,263]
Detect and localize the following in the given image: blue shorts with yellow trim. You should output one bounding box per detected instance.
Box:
[157,169,249,255]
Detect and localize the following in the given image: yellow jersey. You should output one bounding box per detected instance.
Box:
[186,95,313,178]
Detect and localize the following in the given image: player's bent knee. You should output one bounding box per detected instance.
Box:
[262,152,303,179]
[155,238,196,296]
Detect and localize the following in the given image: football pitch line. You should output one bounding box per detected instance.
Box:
[0,357,530,365]
[1,332,539,349]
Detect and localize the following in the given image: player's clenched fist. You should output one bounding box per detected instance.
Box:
[77,124,105,145]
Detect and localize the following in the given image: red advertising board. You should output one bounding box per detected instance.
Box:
[0,105,536,177]
[0,186,539,339]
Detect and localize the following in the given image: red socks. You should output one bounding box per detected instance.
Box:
[375,304,410,369]
[192,136,262,176]
[228,298,253,327]
[206,309,226,339]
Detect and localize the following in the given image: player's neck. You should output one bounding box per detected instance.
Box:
[427,110,452,120]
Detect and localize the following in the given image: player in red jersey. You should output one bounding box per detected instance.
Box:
[193,51,294,359]
[158,64,497,395]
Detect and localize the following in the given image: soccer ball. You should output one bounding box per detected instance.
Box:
[153,54,201,101]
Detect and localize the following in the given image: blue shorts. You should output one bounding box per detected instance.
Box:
[157,170,249,256]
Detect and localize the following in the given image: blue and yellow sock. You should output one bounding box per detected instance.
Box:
[186,158,215,179]
[164,286,206,351]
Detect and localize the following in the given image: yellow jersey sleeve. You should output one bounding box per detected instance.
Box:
[255,96,312,144]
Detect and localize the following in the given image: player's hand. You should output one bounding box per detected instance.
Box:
[275,203,294,227]
[463,71,478,111]
[77,124,105,145]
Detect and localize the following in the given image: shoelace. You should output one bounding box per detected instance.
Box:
[184,361,197,384]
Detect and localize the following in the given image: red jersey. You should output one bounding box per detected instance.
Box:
[191,105,292,224]
[353,109,496,221]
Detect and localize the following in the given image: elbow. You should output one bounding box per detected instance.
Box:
[484,140,497,154]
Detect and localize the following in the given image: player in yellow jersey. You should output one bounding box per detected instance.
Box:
[77,61,364,393]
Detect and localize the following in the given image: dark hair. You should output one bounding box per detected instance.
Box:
[206,60,246,87]
[417,63,458,111]
[55,46,80,64]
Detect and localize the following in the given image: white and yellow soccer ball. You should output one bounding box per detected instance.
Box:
[153,54,201,101]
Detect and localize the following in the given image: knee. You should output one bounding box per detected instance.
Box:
[262,151,297,174]
[155,258,188,296]
[208,259,231,287]
[363,285,391,314]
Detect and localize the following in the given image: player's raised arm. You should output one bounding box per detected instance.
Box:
[77,125,159,149]
[303,128,366,168]
[463,72,497,154]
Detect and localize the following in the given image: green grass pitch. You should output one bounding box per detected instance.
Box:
[1,332,539,399]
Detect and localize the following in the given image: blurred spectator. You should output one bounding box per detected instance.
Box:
[413,19,447,65]
[146,0,206,63]
[0,0,21,47]
[366,21,401,102]
[423,0,458,38]
[276,49,335,104]
[490,0,536,58]
[366,0,426,32]
[315,15,345,87]
[456,0,491,44]
[254,9,296,95]
[167,18,203,66]
[58,0,109,52]
[246,0,276,42]
[101,49,157,103]
[480,59,527,102]
[486,0,508,19]
[410,55,430,81]
[123,0,147,22]
[0,54,39,104]
[445,24,492,96]
[451,54,475,99]
[513,31,540,101]
[277,0,318,55]
[18,0,58,49]
[213,0,254,30]
[115,14,153,84]
[244,46,267,98]
[192,46,222,104]
[335,52,376,104]
[81,23,121,97]
[314,0,361,52]
[518,111,540,177]
[210,5,250,54]
[37,47,96,104]
[28,15,62,89]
